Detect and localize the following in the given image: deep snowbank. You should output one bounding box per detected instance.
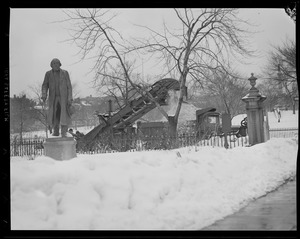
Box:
[11,138,297,230]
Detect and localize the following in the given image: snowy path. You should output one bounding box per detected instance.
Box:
[202,178,297,230]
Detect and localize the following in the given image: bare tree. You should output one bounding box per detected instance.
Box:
[200,69,248,118]
[257,80,287,112]
[10,93,36,140]
[62,8,254,137]
[61,9,170,121]
[29,83,49,137]
[96,60,149,108]
[129,8,255,135]
[263,39,297,113]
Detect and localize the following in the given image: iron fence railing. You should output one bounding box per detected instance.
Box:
[76,133,250,154]
[269,127,298,138]
[10,138,45,157]
[10,127,298,157]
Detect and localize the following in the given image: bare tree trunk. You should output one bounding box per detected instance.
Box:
[168,116,177,137]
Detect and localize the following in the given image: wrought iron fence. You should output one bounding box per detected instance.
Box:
[10,138,45,157]
[269,128,298,138]
[10,127,298,157]
[77,133,250,154]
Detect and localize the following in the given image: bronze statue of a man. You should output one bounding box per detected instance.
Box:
[42,58,73,137]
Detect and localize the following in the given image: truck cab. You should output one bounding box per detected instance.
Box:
[196,107,222,139]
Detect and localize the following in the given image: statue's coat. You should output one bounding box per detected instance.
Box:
[42,69,73,127]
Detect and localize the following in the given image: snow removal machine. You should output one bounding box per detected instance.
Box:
[75,78,180,151]
[75,78,247,152]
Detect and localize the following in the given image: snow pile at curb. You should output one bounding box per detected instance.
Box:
[11,138,297,230]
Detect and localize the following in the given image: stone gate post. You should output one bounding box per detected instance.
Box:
[242,73,267,145]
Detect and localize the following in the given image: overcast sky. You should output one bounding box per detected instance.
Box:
[9,8,295,99]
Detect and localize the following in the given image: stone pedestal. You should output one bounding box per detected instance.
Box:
[242,74,267,146]
[43,137,76,161]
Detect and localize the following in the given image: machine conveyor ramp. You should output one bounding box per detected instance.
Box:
[77,78,180,150]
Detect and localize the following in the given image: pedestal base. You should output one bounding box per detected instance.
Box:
[43,137,77,161]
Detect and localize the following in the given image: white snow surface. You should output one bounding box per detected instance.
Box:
[141,90,199,123]
[11,138,297,230]
[232,110,298,129]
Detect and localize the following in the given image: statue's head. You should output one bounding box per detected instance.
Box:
[50,58,62,71]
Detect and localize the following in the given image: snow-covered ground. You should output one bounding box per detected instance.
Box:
[11,137,297,230]
[10,106,298,229]
[232,110,298,129]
